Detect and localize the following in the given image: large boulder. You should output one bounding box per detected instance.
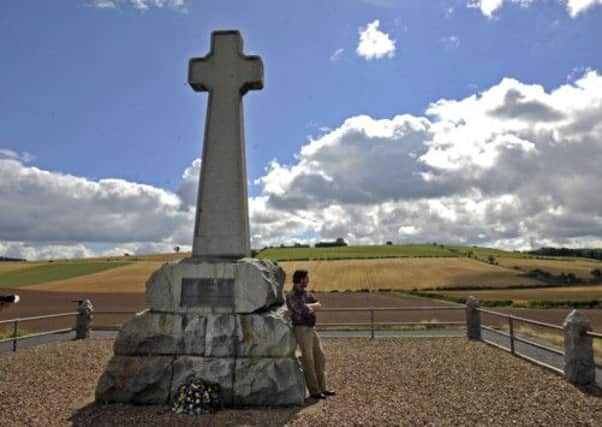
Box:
[182,314,207,355]
[205,314,243,357]
[238,307,296,357]
[113,310,183,355]
[146,258,285,314]
[234,358,305,406]
[95,356,173,404]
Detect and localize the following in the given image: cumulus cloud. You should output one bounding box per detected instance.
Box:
[356,20,396,60]
[0,157,195,259]
[468,0,602,17]
[253,70,602,250]
[567,0,602,16]
[176,158,201,208]
[4,72,602,259]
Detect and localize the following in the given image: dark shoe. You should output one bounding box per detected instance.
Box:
[310,393,326,399]
[323,390,336,396]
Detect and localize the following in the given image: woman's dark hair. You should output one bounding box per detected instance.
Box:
[292,269,308,284]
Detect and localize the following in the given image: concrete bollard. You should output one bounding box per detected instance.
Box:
[563,310,595,385]
[75,299,94,340]
[466,297,481,340]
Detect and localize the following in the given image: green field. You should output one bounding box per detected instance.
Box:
[445,245,524,258]
[0,261,131,288]
[257,244,462,261]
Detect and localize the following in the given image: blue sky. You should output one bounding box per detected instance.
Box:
[2,0,602,259]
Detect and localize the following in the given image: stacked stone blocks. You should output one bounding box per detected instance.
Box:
[96,258,305,406]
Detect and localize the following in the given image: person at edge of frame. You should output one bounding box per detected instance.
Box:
[285,269,336,400]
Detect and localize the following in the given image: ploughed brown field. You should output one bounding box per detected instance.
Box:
[2,288,602,335]
[435,285,602,302]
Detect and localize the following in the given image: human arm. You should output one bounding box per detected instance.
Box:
[307,302,322,312]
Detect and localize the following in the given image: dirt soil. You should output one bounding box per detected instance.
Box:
[1,337,601,426]
[2,289,602,334]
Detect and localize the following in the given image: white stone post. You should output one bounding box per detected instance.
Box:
[466,297,481,340]
[563,310,595,385]
[75,299,94,340]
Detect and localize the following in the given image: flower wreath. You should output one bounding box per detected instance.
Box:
[172,376,223,415]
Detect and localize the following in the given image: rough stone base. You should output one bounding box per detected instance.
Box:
[96,259,305,407]
[96,355,304,406]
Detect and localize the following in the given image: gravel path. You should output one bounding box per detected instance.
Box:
[1,337,601,426]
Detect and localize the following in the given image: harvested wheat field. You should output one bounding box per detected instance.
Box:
[0,261,37,274]
[26,261,163,293]
[1,337,601,426]
[280,258,541,291]
[496,257,602,279]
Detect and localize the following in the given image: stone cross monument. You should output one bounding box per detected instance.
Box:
[95,30,304,408]
[189,31,262,260]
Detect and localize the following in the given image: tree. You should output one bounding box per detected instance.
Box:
[487,255,496,264]
[174,246,180,253]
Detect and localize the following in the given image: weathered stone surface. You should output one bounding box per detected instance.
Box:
[235,258,285,313]
[95,356,173,404]
[146,261,236,314]
[465,296,481,340]
[234,358,305,406]
[183,314,207,355]
[189,30,263,259]
[172,357,235,406]
[238,307,296,357]
[205,314,243,357]
[563,310,595,385]
[146,258,285,314]
[114,310,183,355]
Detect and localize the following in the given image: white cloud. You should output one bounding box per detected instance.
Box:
[566,0,602,16]
[0,157,195,259]
[330,48,345,62]
[90,0,187,12]
[468,0,505,17]
[0,149,33,163]
[468,0,602,18]
[90,0,117,8]
[356,20,396,60]
[4,72,602,258]
[253,70,602,250]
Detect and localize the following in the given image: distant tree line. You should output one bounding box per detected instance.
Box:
[528,247,602,260]
[0,256,26,262]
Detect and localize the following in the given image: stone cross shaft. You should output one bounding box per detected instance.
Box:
[188,31,263,259]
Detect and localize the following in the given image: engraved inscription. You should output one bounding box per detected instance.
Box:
[181,278,234,308]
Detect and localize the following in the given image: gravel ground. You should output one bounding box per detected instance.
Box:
[1,337,601,426]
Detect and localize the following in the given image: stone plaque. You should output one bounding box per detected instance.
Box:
[181,278,234,308]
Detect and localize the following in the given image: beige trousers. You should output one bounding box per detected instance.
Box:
[294,326,326,395]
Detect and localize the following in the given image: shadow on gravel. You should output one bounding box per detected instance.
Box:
[576,383,602,398]
[70,399,320,426]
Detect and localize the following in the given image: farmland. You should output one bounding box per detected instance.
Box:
[495,256,602,279]
[26,261,163,293]
[426,285,602,304]
[279,258,541,292]
[0,261,131,288]
[257,244,462,261]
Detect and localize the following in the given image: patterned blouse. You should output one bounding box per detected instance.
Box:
[286,287,318,327]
